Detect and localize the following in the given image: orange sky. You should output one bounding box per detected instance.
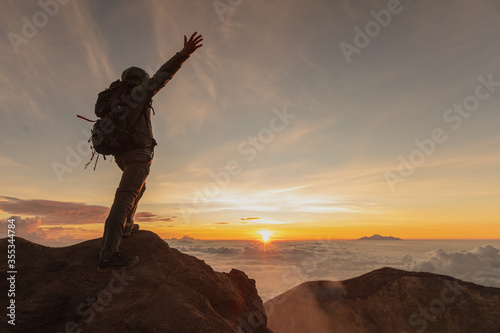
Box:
[1,1,500,245]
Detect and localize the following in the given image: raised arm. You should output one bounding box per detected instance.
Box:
[140,32,203,98]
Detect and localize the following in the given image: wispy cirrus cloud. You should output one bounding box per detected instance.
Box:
[0,157,28,169]
[241,217,260,221]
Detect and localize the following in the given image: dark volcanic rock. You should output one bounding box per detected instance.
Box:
[265,267,500,333]
[0,231,272,333]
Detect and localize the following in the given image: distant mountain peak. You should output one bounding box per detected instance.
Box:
[358,234,402,240]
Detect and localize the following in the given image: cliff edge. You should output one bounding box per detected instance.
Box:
[0,230,271,333]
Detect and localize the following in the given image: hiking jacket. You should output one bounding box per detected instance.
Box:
[120,50,190,151]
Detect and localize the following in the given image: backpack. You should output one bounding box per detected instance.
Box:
[78,80,149,169]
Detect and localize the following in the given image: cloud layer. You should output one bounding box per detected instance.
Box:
[0,215,86,246]
[167,238,500,301]
[408,246,500,288]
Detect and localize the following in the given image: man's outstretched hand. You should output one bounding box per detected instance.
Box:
[183,32,203,55]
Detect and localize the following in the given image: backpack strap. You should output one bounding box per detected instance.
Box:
[77,115,96,122]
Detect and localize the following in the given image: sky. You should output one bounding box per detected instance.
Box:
[1,0,500,244]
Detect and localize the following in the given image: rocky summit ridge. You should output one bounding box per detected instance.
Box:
[0,231,271,333]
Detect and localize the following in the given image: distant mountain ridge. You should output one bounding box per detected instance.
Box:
[358,234,402,240]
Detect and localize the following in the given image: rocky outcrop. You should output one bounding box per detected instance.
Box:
[0,231,272,333]
[265,267,500,333]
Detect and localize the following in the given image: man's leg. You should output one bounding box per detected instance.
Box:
[99,153,151,261]
[126,183,146,226]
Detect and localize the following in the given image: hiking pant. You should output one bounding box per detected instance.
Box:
[99,149,152,261]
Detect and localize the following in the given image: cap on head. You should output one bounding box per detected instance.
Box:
[121,66,150,85]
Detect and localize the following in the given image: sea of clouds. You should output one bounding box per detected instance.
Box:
[166,237,500,301]
[4,215,499,302]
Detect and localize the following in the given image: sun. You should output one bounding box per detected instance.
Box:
[257,230,274,243]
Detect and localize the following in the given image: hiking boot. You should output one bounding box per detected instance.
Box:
[123,223,140,237]
[97,252,139,272]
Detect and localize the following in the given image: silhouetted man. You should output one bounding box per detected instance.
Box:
[98,32,203,272]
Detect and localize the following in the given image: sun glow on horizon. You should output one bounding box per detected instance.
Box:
[257,230,274,243]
